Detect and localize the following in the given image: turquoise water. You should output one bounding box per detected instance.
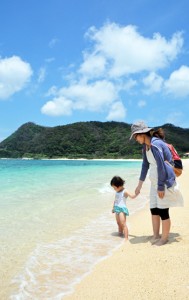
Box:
[0,159,148,299]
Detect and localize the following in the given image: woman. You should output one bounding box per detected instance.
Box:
[130,121,183,246]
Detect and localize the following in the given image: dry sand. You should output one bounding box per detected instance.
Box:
[65,160,189,300]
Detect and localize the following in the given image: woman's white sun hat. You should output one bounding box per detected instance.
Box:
[130,121,153,140]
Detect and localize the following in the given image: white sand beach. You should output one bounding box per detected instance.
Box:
[65,159,189,300]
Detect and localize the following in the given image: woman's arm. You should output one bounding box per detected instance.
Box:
[135,146,149,195]
[139,146,150,182]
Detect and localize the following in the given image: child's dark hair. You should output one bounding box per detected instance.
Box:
[110,176,125,187]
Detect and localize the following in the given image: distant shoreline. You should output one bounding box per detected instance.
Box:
[1,156,189,161]
[42,158,143,161]
[0,157,143,162]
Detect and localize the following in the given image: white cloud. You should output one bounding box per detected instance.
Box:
[85,23,183,77]
[59,80,117,111]
[41,96,73,116]
[106,101,126,121]
[46,85,58,97]
[42,80,118,116]
[119,78,137,91]
[143,72,164,94]
[79,54,106,78]
[164,65,189,97]
[0,56,33,100]
[42,22,185,119]
[138,100,146,107]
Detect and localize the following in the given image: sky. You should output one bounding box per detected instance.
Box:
[0,0,189,141]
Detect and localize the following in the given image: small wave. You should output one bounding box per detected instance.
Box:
[10,213,122,300]
[11,195,148,300]
[97,182,112,194]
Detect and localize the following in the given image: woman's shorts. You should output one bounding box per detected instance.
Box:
[150,207,169,220]
[113,206,129,216]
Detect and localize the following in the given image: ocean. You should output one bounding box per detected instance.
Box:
[0,159,149,300]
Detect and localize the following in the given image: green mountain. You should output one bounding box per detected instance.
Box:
[0,121,188,159]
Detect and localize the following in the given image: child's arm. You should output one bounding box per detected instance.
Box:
[124,190,137,199]
[112,200,115,213]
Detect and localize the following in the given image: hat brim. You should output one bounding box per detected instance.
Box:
[129,127,153,140]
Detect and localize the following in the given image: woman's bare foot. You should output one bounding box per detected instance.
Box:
[150,235,161,244]
[154,239,168,246]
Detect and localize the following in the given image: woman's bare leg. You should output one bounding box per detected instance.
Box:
[151,215,161,242]
[155,218,171,246]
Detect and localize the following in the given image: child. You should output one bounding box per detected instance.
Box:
[110,176,136,240]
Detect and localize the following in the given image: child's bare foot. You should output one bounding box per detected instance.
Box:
[154,239,168,246]
[118,232,124,238]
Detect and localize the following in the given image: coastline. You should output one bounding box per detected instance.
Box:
[0,157,143,161]
[0,159,144,300]
[64,159,189,300]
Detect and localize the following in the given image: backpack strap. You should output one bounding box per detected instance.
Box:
[151,142,174,167]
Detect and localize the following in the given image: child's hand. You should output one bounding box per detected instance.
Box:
[125,191,137,199]
[112,208,114,213]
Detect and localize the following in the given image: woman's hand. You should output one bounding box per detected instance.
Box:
[135,180,143,196]
[158,190,165,199]
[135,186,141,196]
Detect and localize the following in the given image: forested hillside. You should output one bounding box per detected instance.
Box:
[0,121,188,159]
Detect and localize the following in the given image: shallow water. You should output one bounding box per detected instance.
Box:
[0,159,148,299]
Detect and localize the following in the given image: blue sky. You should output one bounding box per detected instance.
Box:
[0,0,189,141]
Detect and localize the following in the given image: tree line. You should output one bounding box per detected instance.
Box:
[0,121,188,159]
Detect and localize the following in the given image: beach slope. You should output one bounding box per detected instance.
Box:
[65,160,189,300]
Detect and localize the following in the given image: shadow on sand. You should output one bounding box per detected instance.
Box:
[128,232,181,245]
[111,232,125,238]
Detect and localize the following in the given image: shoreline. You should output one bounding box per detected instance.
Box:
[0,157,143,161]
[0,159,145,300]
[64,159,189,300]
